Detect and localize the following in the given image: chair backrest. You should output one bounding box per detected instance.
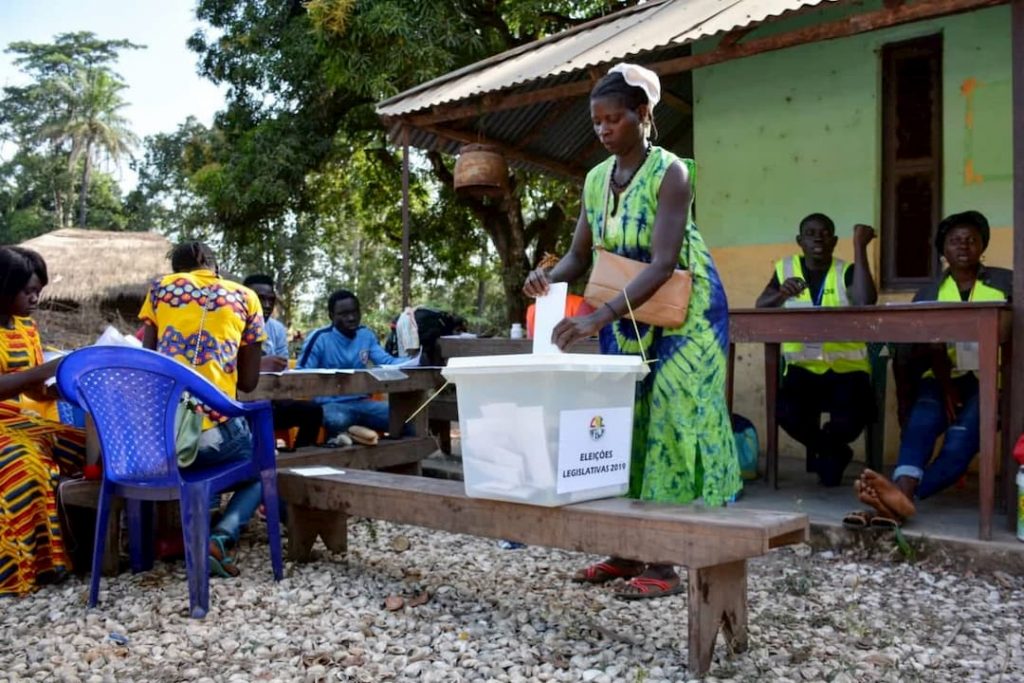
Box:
[56,346,222,486]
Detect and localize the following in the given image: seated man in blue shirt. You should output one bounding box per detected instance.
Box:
[297,289,411,437]
[243,274,323,448]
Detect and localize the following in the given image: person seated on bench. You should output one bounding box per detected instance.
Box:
[851,210,1011,528]
[297,289,412,438]
[140,241,266,578]
[755,213,878,486]
[0,246,89,596]
[243,274,323,449]
[523,64,741,600]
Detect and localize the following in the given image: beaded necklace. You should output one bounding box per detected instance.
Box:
[609,144,650,215]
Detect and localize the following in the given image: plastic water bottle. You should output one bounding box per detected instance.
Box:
[1017,466,1024,542]
[510,323,524,339]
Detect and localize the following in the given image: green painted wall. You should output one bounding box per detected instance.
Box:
[691,5,1012,248]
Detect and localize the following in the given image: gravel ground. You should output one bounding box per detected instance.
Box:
[1,521,1022,683]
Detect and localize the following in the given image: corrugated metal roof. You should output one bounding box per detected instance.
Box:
[377,0,833,118]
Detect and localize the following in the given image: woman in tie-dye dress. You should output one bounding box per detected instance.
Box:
[523,64,740,599]
[0,246,86,596]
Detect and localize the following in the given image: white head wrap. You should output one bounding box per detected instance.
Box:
[608,63,661,110]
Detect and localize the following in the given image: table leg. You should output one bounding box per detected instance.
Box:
[978,326,999,541]
[764,344,780,489]
[1000,340,1015,528]
[687,560,748,676]
[389,389,430,438]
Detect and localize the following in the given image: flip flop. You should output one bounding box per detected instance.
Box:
[869,515,903,530]
[571,561,644,584]
[842,510,876,530]
[209,535,240,578]
[614,576,685,601]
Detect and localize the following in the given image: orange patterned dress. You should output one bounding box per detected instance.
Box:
[0,317,85,596]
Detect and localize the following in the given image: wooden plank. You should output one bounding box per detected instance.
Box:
[1009,0,1024,533]
[239,367,443,402]
[275,436,437,471]
[277,470,808,569]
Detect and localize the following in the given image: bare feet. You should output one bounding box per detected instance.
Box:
[854,479,901,520]
[858,470,916,519]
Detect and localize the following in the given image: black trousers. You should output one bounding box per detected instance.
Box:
[776,365,875,486]
[271,399,324,449]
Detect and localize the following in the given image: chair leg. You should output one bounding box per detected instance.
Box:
[261,468,284,581]
[180,483,212,619]
[89,486,113,608]
[126,499,155,573]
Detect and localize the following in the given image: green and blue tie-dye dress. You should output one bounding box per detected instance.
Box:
[583,146,741,506]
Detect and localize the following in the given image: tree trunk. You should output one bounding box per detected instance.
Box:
[77,143,93,228]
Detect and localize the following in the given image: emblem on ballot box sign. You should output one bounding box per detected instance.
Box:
[557,407,633,494]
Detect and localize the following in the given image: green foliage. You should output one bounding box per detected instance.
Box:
[0,31,141,236]
[133,0,632,330]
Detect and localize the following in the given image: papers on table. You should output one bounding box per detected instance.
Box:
[260,368,356,377]
[289,466,346,477]
[532,282,567,355]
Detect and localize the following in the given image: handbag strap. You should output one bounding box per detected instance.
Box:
[597,153,691,270]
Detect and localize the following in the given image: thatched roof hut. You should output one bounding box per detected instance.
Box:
[19,229,171,318]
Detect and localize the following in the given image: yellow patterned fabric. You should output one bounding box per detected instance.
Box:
[0,317,85,596]
[139,269,266,428]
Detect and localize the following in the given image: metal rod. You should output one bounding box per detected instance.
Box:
[1007,0,1024,529]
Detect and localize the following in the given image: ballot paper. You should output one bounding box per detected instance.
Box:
[289,467,347,477]
[532,282,567,354]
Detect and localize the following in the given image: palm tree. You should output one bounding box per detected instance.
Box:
[65,69,136,227]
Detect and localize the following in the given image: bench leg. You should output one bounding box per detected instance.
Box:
[687,560,749,676]
[285,504,348,562]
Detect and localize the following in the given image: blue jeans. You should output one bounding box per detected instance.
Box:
[321,399,390,437]
[189,417,261,543]
[893,375,980,499]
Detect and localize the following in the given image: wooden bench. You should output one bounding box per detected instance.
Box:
[59,436,437,575]
[277,469,809,676]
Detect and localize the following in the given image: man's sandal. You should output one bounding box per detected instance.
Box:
[571,561,643,584]
[842,510,876,530]
[614,576,686,601]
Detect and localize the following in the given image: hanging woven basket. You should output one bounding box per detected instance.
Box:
[453,144,509,198]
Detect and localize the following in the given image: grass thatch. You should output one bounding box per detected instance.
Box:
[19,228,171,305]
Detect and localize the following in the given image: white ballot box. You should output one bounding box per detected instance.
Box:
[442,353,648,506]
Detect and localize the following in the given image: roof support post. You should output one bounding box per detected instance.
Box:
[1009,0,1024,528]
[401,126,412,309]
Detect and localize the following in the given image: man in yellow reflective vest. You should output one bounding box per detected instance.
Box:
[854,210,1011,526]
[756,213,878,486]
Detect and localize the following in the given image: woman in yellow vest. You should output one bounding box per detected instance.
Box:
[756,213,877,486]
[854,211,1011,526]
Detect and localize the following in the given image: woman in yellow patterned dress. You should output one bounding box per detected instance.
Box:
[0,246,86,596]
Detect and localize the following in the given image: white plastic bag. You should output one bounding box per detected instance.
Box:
[94,325,142,348]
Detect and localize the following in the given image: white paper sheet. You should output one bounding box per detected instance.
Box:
[532,282,567,355]
[289,467,347,477]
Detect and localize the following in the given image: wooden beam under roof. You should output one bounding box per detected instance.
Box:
[419,124,587,180]
[388,0,1007,129]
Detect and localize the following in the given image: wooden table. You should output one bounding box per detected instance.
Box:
[728,303,1013,540]
[239,367,443,437]
[437,336,601,357]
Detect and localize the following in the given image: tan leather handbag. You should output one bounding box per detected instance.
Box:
[583,175,692,328]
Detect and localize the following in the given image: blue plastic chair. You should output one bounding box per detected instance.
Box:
[56,346,283,618]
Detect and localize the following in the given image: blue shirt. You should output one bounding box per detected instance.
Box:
[297,325,405,403]
[263,317,289,358]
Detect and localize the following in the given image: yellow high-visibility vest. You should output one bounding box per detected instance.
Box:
[775,256,869,375]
